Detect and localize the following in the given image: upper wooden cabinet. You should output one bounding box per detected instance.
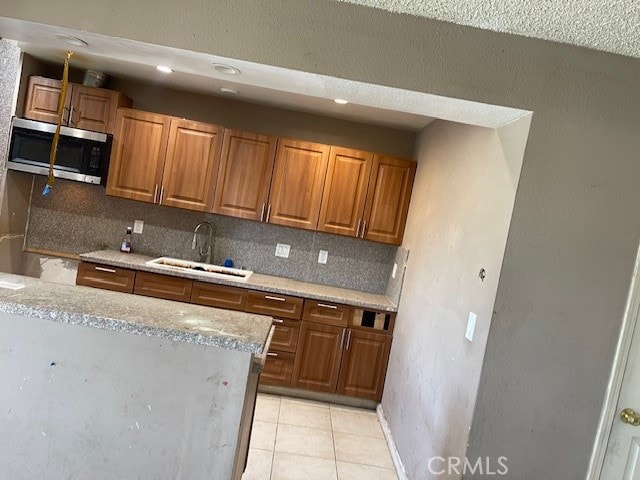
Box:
[106,109,223,212]
[318,148,416,245]
[161,119,223,211]
[362,155,416,245]
[106,109,170,203]
[213,129,277,220]
[24,76,131,134]
[317,147,374,238]
[267,139,330,230]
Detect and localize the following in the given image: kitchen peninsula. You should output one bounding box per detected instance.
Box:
[0,272,273,480]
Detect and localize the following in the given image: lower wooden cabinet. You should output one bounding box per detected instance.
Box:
[292,322,345,393]
[336,329,392,401]
[260,351,296,386]
[133,271,193,303]
[269,319,300,353]
[76,263,394,400]
[191,282,247,311]
[292,321,392,401]
[76,261,136,293]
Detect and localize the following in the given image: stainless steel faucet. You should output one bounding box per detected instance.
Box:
[192,222,214,264]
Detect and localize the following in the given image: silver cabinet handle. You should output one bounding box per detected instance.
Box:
[68,105,75,126]
[260,203,266,222]
[356,219,362,238]
[346,330,352,350]
[266,204,272,222]
[267,352,278,357]
[272,319,284,324]
[159,185,165,204]
[95,266,116,274]
[361,220,367,238]
[317,303,337,309]
[153,184,159,203]
[340,328,346,349]
[265,295,286,302]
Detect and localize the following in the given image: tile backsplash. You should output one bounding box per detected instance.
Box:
[25,177,397,294]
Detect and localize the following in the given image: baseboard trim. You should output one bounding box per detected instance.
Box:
[377,404,409,480]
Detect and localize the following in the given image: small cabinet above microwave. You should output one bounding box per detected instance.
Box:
[24,76,131,135]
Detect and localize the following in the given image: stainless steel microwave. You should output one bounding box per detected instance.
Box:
[6,117,112,185]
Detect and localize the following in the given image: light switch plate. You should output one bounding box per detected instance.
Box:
[318,250,328,264]
[392,263,398,279]
[133,220,144,234]
[275,243,290,258]
[465,312,477,342]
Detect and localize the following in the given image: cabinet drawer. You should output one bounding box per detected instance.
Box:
[270,319,300,353]
[191,282,247,311]
[246,291,303,320]
[302,300,350,327]
[76,261,136,293]
[260,351,295,387]
[134,271,193,303]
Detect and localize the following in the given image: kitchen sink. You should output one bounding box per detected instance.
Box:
[146,257,253,282]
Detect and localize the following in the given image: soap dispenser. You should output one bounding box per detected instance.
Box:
[120,227,132,253]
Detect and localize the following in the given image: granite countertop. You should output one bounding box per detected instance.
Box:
[0,272,272,354]
[79,250,398,312]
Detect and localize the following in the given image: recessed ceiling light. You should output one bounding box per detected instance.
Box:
[54,34,88,47]
[212,64,241,75]
[220,87,238,95]
[156,65,173,73]
[334,98,348,105]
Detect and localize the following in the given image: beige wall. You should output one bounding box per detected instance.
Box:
[109,77,416,158]
[2,2,640,478]
[383,117,528,478]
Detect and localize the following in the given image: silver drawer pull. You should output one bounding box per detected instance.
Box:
[317,303,337,309]
[267,352,278,357]
[265,295,286,302]
[272,319,284,324]
[95,266,117,274]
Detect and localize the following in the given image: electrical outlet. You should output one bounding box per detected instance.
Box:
[318,250,328,264]
[133,220,144,234]
[275,243,290,258]
[392,263,398,279]
[465,312,477,342]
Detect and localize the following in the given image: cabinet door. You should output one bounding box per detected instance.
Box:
[75,261,136,293]
[160,119,223,211]
[292,322,345,392]
[213,129,277,220]
[317,147,373,237]
[106,109,170,203]
[337,329,392,401]
[362,155,416,245]
[69,85,130,134]
[23,76,71,125]
[267,139,330,230]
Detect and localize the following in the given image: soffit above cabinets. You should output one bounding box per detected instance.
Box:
[0,16,530,131]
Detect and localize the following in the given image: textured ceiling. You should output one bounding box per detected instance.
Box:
[336,0,640,59]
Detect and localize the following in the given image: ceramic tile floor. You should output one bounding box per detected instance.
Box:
[242,394,398,480]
